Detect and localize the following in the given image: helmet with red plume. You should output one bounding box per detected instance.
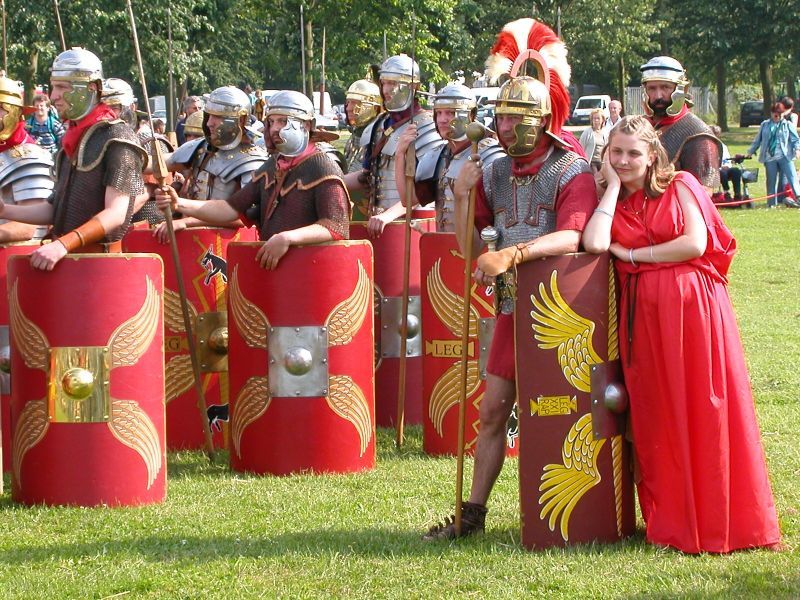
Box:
[484,18,571,156]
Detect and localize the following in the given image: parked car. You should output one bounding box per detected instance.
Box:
[570,95,611,125]
[739,101,764,127]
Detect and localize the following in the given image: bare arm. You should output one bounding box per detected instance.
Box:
[0,199,55,225]
[343,170,366,191]
[611,178,706,265]
[395,125,417,207]
[155,186,241,224]
[582,155,621,254]
[254,224,334,270]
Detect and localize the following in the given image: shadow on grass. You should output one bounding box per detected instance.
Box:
[0,527,648,563]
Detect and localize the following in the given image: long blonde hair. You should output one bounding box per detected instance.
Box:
[608,115,674,197]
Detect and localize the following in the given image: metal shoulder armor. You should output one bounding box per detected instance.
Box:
[316,142,347,172]
[0,143,55,202]
[360,114,385,149]
[412,113,443,160]
[206,143,269,185]
[169,137,206,167]
[415,143,447,183]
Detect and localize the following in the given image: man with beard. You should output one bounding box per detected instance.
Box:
[396,83,503,232]
[0,48,146,270]
[155,90,349,269]
[423,19,597,540]
[640,56,721,191]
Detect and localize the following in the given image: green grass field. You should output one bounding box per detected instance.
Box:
[0,128,797,599]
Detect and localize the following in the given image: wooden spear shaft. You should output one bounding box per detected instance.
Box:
[125,0,215,462]
[455,122,486,536]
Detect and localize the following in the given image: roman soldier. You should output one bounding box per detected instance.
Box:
[0,75,55,243]
[344,54,441,237]
[343,77,382,221]
[400,83,504,232]
[424,18,597,540]
[152,86,267,240]
[155,89,350,267]
[0,47,146,269]
[640,56,722,191]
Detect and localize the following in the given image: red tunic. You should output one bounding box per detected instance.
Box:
[612,171,780,553]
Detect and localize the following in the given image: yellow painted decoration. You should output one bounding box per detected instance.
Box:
[424,339,475,358]
[231,376,270,458]
[530,270,602,393]
[529,395,577,417]
[539,413,605,541]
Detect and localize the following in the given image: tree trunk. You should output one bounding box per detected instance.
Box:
[304,19,314,100]
[23,46,38,106]
[715,60,727,132]
[787,77,796,104]
[759,59,774,118]
[617,55,625,112]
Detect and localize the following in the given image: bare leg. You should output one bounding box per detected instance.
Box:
[467,373,516,506]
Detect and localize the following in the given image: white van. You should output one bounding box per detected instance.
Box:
[570,95,611,125]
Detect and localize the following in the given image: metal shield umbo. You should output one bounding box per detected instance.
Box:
[515,252,635,549]
[349,218,434,427]
[227,240,375,475]
[122,226,258,451]
[9,254,166,506]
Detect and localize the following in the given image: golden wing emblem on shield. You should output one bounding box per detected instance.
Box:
[325,260,371,346]
[106,276,163,488]
[530,270,602,393]
[429,360,480,436]
[427,259,478,338]
[163,288,198,333]
[231,375,270,458]
[108,277,161,368]
[327,375,372,456]
[229,265,269,350]
[108,399,163,488]
[9,280,49,371]
[12,398,48,486]
[538,412,605,541]
[165,354,194,403]
[9,280,51,485]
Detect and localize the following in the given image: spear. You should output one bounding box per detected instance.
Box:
[454,121,488,536]
[125,0,216,462]
[53,0,66,52]
[1,0,6,73]
[394,11,417,449]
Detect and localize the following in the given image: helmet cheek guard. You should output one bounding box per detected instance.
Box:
[0,104,21,142]
[275,117,309,157]
[203,112,245,151]
[62,82,97,121]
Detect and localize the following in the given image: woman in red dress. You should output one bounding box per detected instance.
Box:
[582,116,781,553]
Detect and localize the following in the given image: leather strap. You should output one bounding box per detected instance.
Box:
[57,217,106,252]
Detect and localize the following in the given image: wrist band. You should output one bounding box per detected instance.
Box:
[594,207,614,218]
[629,248,637,266]
[57,217,106,253]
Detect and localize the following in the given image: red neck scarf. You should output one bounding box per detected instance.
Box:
[276,142,317,171]
[0,122,35,154]
[649,105,689,129]
[62,103,117,159]
[510,137,554,177]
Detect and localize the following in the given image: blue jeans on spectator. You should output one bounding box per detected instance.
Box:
[765,158,800,207]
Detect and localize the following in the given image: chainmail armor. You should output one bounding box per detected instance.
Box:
[49,120,146,240]
[484,147,590,313]
[243,149,350,241]
[657,112,722,188]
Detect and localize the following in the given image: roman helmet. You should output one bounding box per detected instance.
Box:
[183,110,204,138]
[102,78,137,127]
[640,56,689,117]
[345,79,382,128]
[0,76,24,142]
[49,47,104,121]
[265,90,315,157]
[433,83,477,142]
[202,86,251,151]
[379,54,420,113]
[484,19,571,157]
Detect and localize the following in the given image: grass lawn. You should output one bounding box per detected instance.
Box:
[0,129,797,598]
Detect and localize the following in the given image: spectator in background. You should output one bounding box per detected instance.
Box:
[781,96,798,127]
[746,102,800,208]
[152,118,166,135]
[711,125,742,201]
[175,95,203,145]
[254,90,266,122]
[603,99,623,134]
[579,108,608,172]
[25,93,65,156]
